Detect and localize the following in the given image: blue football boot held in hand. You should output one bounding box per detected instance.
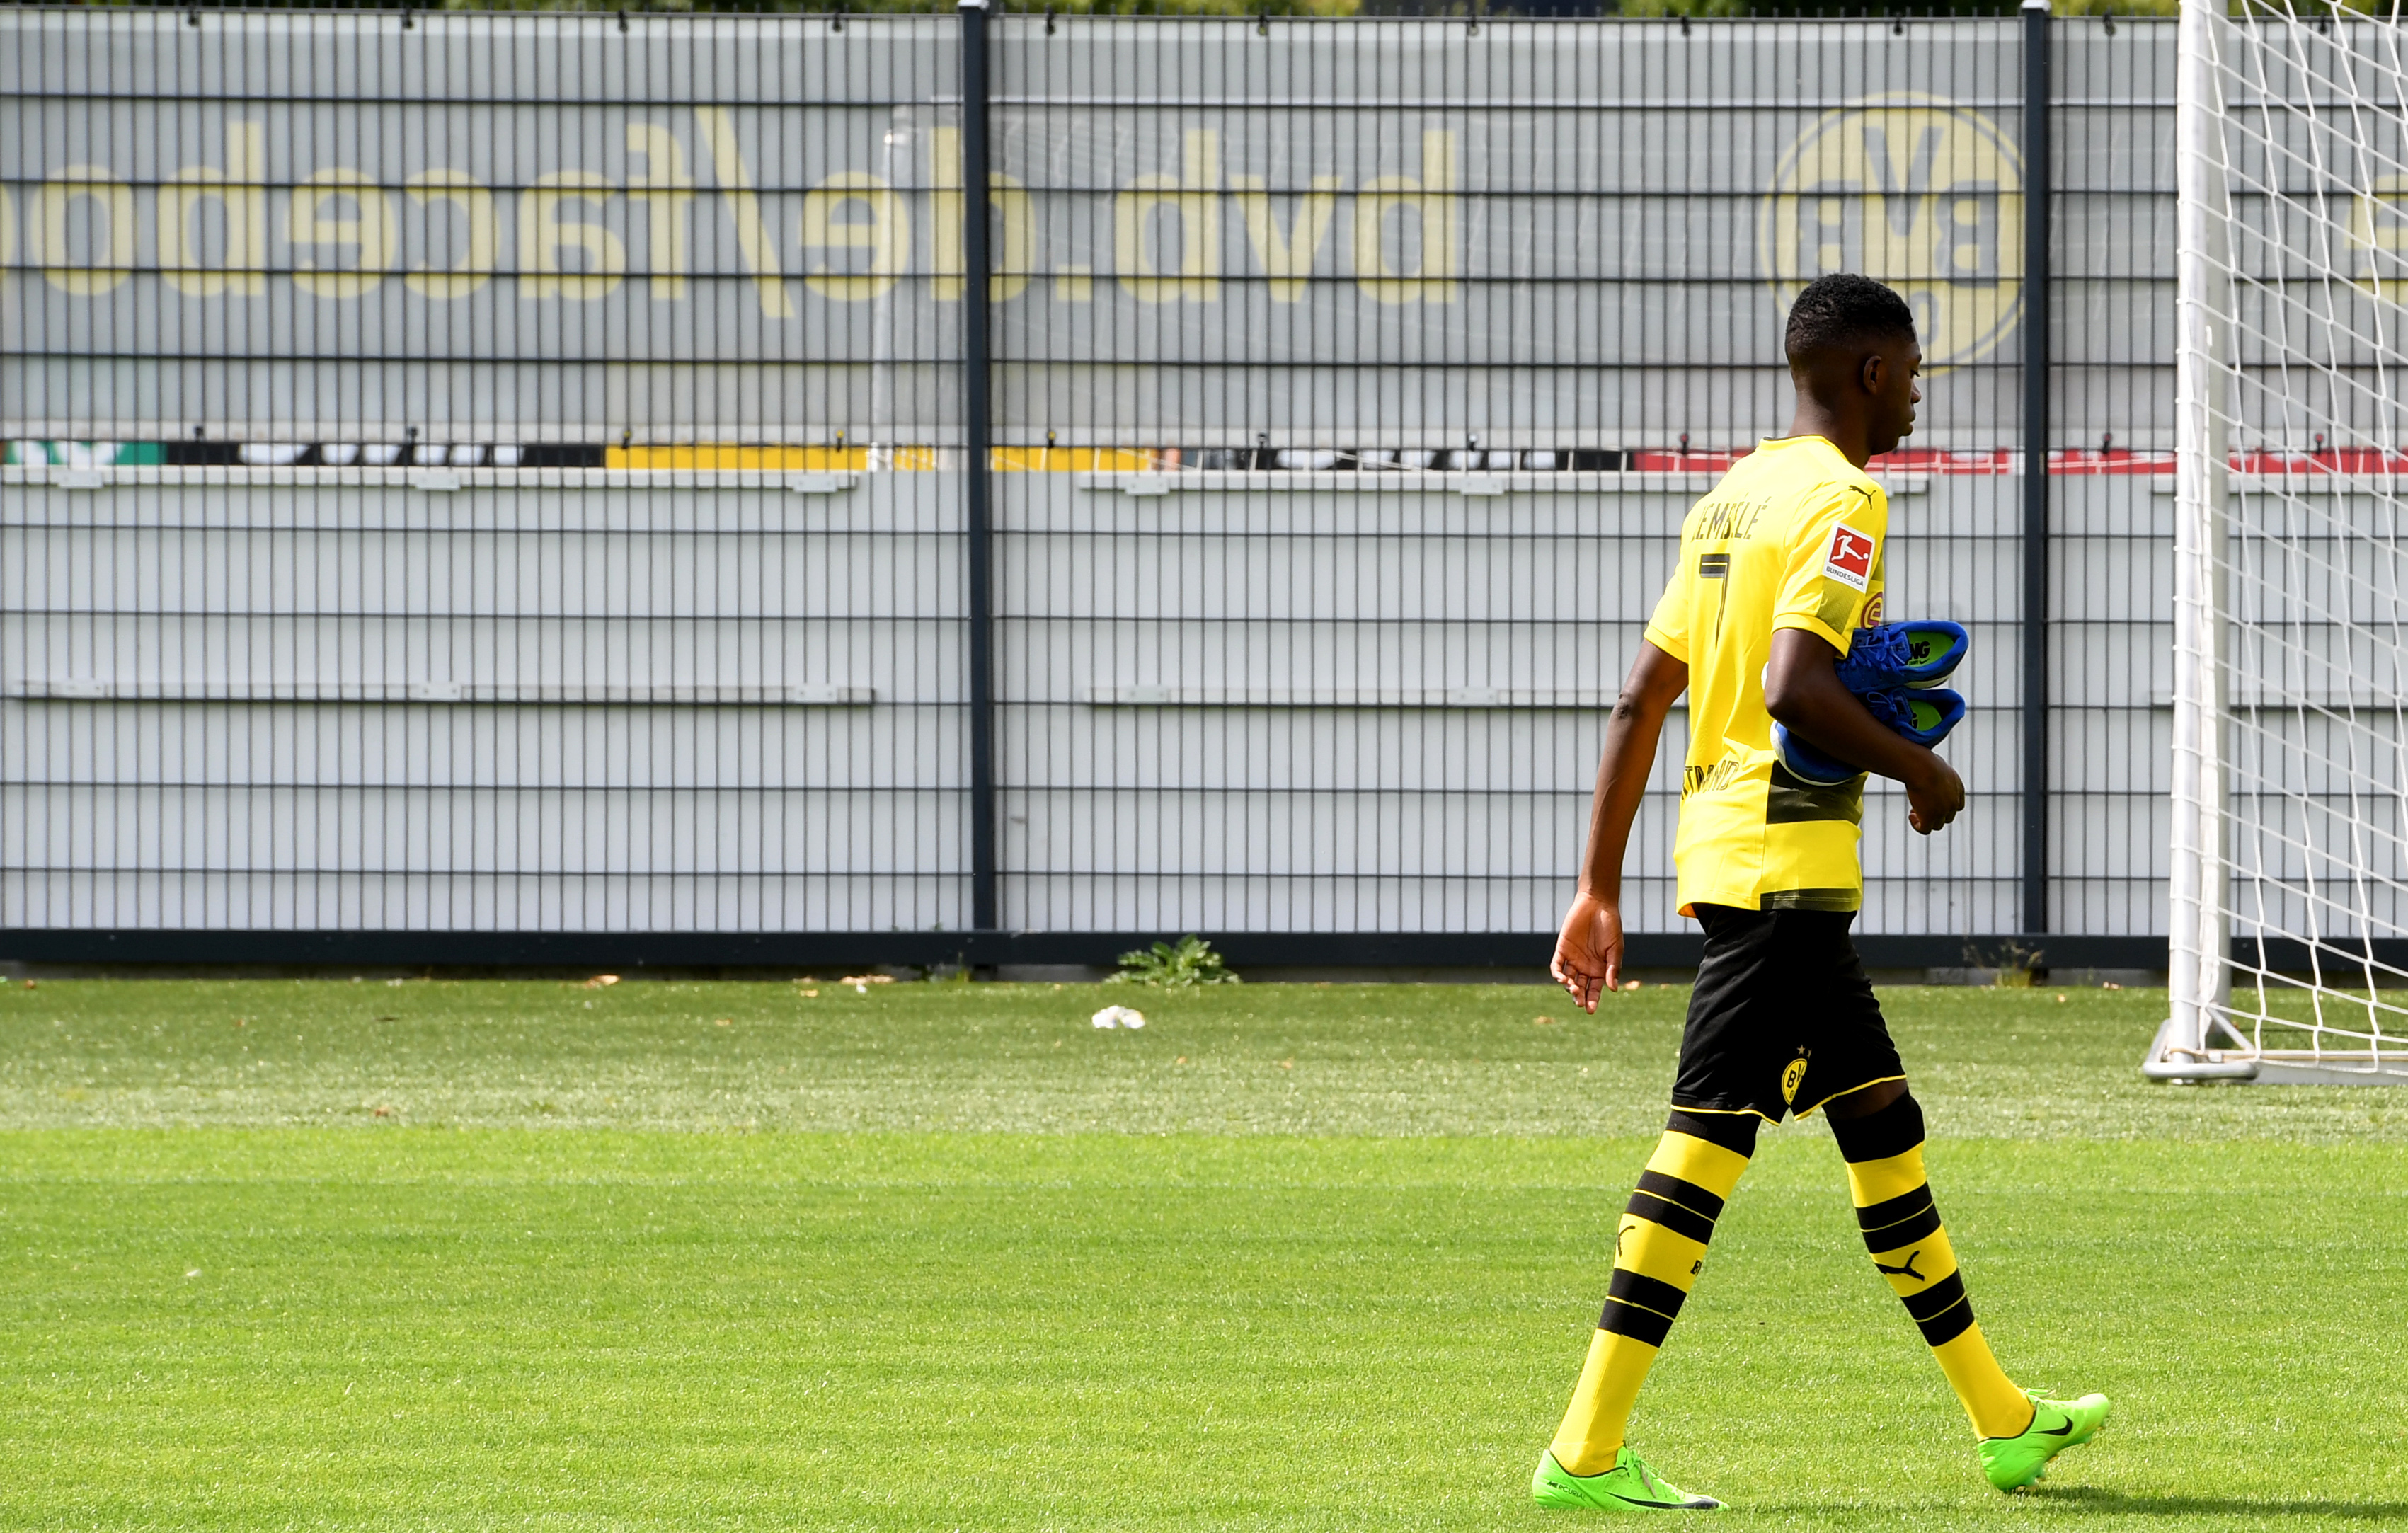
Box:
[1867,684,1966,747]
[1832,619,1970,693]
[1772,721,1862,786]
[1774,689,1968,786]
[1772,621,1971,784]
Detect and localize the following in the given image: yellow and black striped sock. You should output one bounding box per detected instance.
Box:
[1549,1108,1758,1475]
[1828,1090,2033,1440]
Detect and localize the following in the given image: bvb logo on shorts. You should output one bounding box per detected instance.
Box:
[1759,93,2026,368]
[1780,1055,1809,1107]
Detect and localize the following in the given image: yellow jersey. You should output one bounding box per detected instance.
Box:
[1641,435,1888,915]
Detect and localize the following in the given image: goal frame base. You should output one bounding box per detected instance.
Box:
[2142,1016,2408,1084]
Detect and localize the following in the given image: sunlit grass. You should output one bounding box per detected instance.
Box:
[4,979,2404,1529]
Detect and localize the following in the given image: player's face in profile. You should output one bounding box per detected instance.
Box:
[1866,338,1924,457]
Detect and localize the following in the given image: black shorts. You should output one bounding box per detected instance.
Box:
[1669,904,1907,1123]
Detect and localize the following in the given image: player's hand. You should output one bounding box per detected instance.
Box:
[1905,750,1965,835]
[1551,891,1624,1014]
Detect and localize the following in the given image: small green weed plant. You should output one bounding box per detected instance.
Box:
[1108,935,1241,989]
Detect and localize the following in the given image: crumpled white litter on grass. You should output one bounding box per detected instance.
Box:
[1090,1005,1147,1030]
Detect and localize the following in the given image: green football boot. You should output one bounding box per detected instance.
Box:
[1532,1447,1721,1511]
[1978,1391,2112,1492]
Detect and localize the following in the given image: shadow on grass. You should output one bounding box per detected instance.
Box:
[2033,1487,2408,1520]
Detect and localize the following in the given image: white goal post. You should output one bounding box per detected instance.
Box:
[2150,0,2408,1081]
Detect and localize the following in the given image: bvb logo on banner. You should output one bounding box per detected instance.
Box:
[1760,93,2025,367]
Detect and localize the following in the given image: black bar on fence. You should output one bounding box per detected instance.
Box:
[0,928,2198,977]
[2021,0,2053,939]
[960,0,1000,934]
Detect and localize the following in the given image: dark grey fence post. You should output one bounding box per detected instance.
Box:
[2022,0,2053,941]
[960,0,999,933]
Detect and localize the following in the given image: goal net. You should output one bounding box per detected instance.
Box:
[2155,1,2408,1081]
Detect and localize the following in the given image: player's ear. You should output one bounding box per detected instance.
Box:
[1859,350,1886,397]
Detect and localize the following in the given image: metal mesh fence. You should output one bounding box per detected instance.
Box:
[0,6,2181,963]
[4,8,975,937]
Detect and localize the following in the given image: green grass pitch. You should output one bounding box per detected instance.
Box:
[5,976,2406,1529]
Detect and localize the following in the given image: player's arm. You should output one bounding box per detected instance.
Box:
[1763,627,1963,834]
[1552,639,1688,1013]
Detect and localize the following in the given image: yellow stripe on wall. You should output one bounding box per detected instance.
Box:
[991,447,1158,472]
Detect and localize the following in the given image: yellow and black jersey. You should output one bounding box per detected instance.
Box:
[1641,435,1888,915]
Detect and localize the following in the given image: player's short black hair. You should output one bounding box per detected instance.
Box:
[1784,273,1917,367]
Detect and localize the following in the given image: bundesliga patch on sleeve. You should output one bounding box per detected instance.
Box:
[1823,526,1876,592]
